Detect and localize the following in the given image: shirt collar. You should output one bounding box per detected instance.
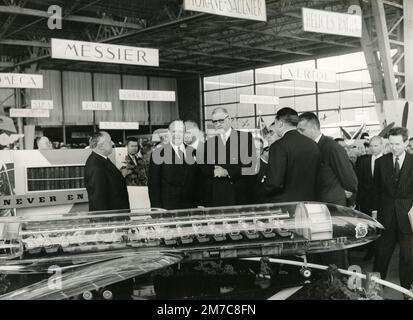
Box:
[372,153,383,160]
[314,133,322,143]
[189,139,199,150]
[93,150,107,159]
[282,128,296,137]
[394,151,406,163]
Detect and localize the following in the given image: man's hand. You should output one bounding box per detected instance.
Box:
[344,190,353,198]
[214,165,229,178]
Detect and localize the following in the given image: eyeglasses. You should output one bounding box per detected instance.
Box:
[212,116,228,125]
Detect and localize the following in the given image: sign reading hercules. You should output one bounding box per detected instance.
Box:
[184,0,266,22]
[51,38,159,66]
[0,73,43,89]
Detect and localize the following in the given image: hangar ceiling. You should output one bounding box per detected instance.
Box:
[0,0,402,77]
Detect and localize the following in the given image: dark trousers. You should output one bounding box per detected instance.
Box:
[373,216,413,289]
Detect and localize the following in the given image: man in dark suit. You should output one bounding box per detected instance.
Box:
[298,112,358,268]
[149,120,198,210]
[355,136,383,260]
[372,127,413,291]
[261,108,320,202]
[200,108,257,207]
[84,131,130,212]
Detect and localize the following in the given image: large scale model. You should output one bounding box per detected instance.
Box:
[0,202,383,299]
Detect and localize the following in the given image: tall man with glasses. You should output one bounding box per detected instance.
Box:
[372,127,413,291]
[201,107,256,207]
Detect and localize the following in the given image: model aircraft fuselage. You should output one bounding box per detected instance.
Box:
[0,202,383,273]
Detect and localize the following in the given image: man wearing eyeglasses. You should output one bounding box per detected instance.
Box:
[201,107,257,207]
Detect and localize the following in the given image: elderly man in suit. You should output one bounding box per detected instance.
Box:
[201,107,257,207]
[148,120,198,210]
[298,112,358,268]
[372,127,413,291]
[261,108,320,202]
[84,131,130,212]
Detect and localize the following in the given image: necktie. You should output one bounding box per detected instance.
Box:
[394,156,400,182]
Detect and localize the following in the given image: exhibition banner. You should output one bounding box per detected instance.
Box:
[240,94,279,105]
[281,65,337,83]
[302,7,362,38]
[9,108,50,118]
[82,101,112,111]
[31,100,53,109]
[119,89,176,101]
[99,121,139,130]
[0,73,43,89]
[183,0,266,22]
[51,38,159,66]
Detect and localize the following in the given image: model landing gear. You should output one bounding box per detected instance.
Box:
[298,255,312,279]
[80,288,113,300]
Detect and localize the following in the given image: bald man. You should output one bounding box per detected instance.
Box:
[36,136,53,150]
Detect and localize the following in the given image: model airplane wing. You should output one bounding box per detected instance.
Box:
[0,252,182,300]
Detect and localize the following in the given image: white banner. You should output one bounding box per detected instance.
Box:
[82,101,112,111]
[183,0,266,22]
[10,108,50,118]
[302,7,362,38]
[51,38,159,66]
[281,65,337,83]
[119,89,176,101]
[240,94,279,105]
[31,100,53,109]
[0,73,43,89]
[99,121,139,130]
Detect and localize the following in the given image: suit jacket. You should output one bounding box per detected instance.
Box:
[373,153,413,234]
[317,135,358,206]
[200,129,256,207]
[262,130,320,202]
[356,154,377,214]
[148,143,198,210]
[84,151,130,212]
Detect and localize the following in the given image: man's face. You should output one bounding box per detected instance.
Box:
[99,133,113,156]
[388,135,408,157]
[266,123,279,145]
[127,141,139,155]
[297,119,316,140]
[369,139,383,156]
[407,140,413,155]
[170,122,185,146]
[212,111,231,133]
[38,137,53,150]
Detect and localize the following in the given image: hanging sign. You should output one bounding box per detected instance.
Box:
[99,122,139,130]
[82,101,112,111]
[240,94,279,105]
[281,65,337,83]
[31,100,54,109]
[119,89,176,101]
[183,0,267,22]
[51,38,159,66]
[10,109,50,118]
[302,7,362,38]
[0,73,43,89]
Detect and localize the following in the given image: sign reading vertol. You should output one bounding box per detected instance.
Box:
[0,73,43,89]
[184,0,266,22]
[302,7,362,38]
[51,38,159,66]
[281,65,337,83]
[119,89,176,101]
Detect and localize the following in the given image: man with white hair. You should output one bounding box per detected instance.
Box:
[84,131,130,212]
[36,136,53,150]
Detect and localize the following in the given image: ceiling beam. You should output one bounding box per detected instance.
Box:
[0,39,50,47]
[0,5,145,29]
[0,0,28,39]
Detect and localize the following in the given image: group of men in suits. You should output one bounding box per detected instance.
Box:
[83,108,413,291]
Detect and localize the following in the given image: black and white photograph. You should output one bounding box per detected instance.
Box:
[0,0,412,305]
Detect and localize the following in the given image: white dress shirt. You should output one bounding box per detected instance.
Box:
[371,153,383,176]
[314,133,322,144]
[171,143,186,159]
[220,128,232,144]
[393,151,406,169]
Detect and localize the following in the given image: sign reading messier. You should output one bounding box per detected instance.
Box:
[51,38,159,66]
[184,0,266,22]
